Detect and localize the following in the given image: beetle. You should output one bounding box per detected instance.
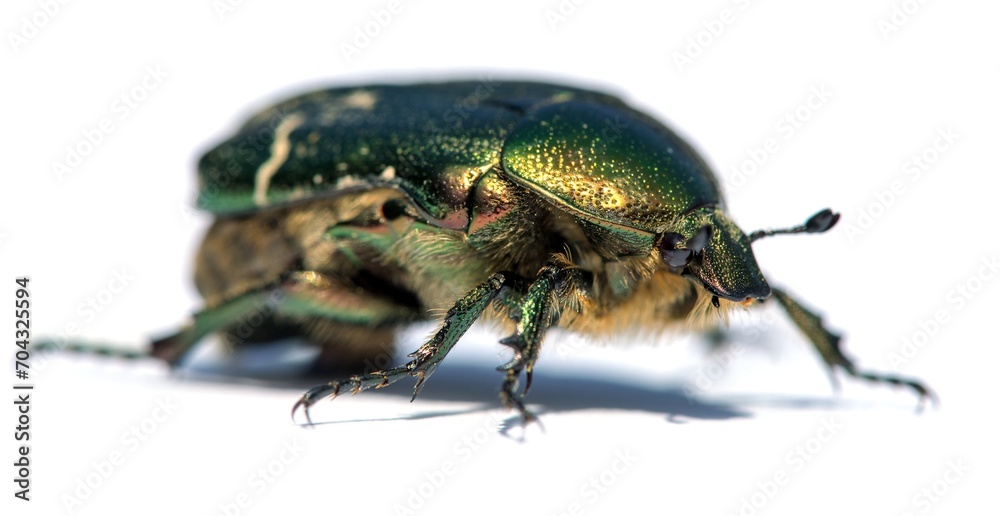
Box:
[139,79,932,424]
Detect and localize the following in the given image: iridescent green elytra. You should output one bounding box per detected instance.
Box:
[147,79,932,423]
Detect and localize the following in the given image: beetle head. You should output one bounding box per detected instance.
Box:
[658,206,771,305]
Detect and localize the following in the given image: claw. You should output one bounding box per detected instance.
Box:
[410,364,438,401]
[498,355,525,372]
[499,369,542,427]
[498,334,521,349]
[498,334,526,371]
[291,395,315,426]
[411,371,426,402]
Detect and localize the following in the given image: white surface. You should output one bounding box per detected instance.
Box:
[3,1,997,514]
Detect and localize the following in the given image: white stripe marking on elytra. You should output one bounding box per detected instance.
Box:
[254,113,306,206]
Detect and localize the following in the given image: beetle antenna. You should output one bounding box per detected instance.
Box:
[749,209,840,243]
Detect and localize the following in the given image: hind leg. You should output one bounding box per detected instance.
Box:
[152,271,418,370]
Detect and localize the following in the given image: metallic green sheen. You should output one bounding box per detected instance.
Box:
[196,81,633,229]
[54,79,933,425]
[675,207,770,301]
[196,79,760,298]
[501,101,722,235]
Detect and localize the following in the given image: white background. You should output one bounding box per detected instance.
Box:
[3,1,998,515]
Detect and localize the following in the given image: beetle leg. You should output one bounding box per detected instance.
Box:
[151,288,286,366]
[151,271,414,367]
[496,261,587,421]
[499,368,538,426]
[770,287,936,409]
[292,272,517,424]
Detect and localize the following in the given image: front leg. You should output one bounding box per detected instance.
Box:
[770,287,936,409]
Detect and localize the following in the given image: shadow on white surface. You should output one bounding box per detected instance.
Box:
[161,337,886,428]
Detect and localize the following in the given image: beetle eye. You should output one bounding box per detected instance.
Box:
[659,226,711,269]
[661,247,692,268]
